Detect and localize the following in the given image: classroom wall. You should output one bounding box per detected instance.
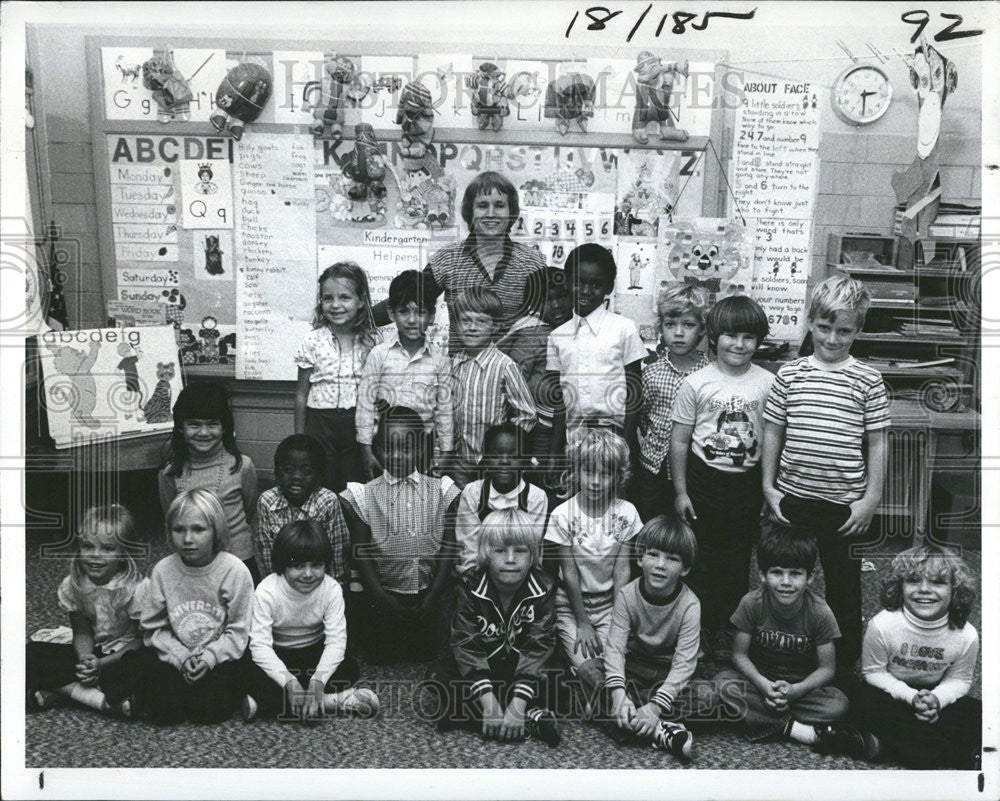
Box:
[26,14,984,474]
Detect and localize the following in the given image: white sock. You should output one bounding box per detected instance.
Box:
[788,720,817,745]
[59,682,109,712]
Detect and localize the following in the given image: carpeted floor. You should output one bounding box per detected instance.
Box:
[23,529,981,770]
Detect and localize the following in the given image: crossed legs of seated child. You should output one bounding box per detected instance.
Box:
[243,641,374,722]
[26,640,146,719]
[423,656,561,746]
[851,681,981,770]
[712,530,871,757]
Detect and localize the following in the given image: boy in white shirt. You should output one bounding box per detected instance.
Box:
[547,243,647,464]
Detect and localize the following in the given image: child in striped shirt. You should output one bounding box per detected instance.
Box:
[762,276,890,682]
[449,286,537,487]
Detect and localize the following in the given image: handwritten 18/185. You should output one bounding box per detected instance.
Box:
[565,5,757,41]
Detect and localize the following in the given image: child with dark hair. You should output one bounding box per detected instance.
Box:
[158,381,259,583]
[242,520,378,723]
[670,295,774,657]
[423,508,561,746]
[600,514,702,760]
[714,528,861,755]
[852,545,980,769]
[341,406,461,663]
[454,423,548,577]
[547,243,647,461]
[450,286,537,485]
[497,267,572,487]
[356,270,453,479]
[254,434,350,588]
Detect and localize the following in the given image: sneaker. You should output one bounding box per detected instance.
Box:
[525,707,560,747]
[329,687,380,717]
[28,689,60,711]
[813,723,879,760]
[241,694,258,722]
[652,721,693,761]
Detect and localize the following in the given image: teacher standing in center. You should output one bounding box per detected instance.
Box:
[373,171,546,353]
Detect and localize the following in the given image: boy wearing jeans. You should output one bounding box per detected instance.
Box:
[762,276,889,683]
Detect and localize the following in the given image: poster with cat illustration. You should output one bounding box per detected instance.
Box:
[37,325,182,448]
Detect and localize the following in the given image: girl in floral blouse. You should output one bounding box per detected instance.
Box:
[543,428,642,710]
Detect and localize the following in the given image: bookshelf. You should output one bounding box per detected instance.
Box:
[827,228,980,414]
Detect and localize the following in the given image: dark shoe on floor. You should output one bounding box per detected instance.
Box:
[525,707,560,747]
[652,720,693,761]
[813,723,879,760]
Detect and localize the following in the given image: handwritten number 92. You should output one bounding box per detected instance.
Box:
[901,10,982,43]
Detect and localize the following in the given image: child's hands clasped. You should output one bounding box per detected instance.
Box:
[302,677,326,724]
[75,653,100,686]
[575,620,603,660]
[762,680,788,711]
[912,690,940,723]
[181,654,209,684]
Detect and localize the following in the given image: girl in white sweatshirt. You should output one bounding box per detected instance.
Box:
[856,544,980,769]
[243,519,378,723]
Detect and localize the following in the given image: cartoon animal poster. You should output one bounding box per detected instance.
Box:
[656,217,756,307]
[38,325,182,448]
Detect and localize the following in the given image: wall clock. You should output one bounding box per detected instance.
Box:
[831,63,893,125]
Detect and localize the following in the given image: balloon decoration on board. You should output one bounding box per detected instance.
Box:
[544,73,597,135]
[142,50,194,123]
[306,55,359,142]
[210,61,273,140]
[632,51,689,144]
[891,35,958,242]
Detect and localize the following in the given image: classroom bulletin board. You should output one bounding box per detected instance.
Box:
[87,37,751,381]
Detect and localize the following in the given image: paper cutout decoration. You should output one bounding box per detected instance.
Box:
[657,218,754,305]
[891,36,958,242]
